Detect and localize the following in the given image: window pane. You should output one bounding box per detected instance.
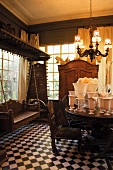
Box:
[3,81,8,91]
[3,51,8,60]
[54,45,60,53]
[47,46,53,54]
[68,54,75,61]
[62,44,68,53]
[0,59,2,69]
[3,60,8,69]
[69,44,75,52]
[53,55,57,63]
[48,82,53,90]
[54,64,59,72]
[53,91,59,99]
[9,53,13,61]
[48,90,53,99]
[48,55,53,63]
[54,73,59,81]
[54,82,59,90]
[3,70,8,80]
[47,73,53,81]
[48,64,54,72]
[9,61,13,70]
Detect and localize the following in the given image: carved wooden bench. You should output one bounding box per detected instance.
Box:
[0,99,40,132]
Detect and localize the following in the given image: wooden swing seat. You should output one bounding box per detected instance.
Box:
[0,99,40,132]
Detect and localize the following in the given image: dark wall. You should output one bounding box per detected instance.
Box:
[0,4,28,37]
[39,28,77,45]
[28,15,113,45]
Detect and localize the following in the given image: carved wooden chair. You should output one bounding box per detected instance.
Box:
[47,100,82,153]
[61,94,91,134]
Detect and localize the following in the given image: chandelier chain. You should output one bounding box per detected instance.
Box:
[90,0,92,28]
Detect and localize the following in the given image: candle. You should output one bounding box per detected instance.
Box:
[75,35,80,42]
[93,30,100,37]
[105,38,111,45]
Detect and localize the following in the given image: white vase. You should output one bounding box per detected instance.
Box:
[73,83,88,112]
[73,83,88,99]
[68,95,75,110]
[87,83,98,92]
[103,97,112,115]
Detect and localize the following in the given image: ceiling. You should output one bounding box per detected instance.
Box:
[1,0,113,25]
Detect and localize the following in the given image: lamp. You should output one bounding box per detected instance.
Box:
[74,0,112,62]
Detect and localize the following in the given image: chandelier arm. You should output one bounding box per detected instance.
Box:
[95,49,109,57]
[77,48,89,57]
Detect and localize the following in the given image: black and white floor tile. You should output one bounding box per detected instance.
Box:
[0,122,109,170]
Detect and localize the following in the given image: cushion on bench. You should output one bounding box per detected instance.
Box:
[14,111,38,124]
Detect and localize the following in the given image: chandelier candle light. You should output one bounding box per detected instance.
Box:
[74,0,112,62]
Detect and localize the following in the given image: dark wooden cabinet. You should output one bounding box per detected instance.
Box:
[58,60,99,125]
[58,60,99,101]
[26,62,48,104]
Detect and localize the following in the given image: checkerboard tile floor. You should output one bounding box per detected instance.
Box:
[0,123,108,170]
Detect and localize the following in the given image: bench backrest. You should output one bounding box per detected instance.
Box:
[0,99,24,114]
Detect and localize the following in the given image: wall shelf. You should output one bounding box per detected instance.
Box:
[0,28,50,61]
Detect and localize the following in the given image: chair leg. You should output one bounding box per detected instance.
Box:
[56,139,61,143]
[51,138,57,153]
[78,139,82,153]
[105,157,113,170]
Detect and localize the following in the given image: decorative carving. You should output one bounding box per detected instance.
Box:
[55,56,70,65]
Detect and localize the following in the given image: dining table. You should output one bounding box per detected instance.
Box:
[65,106,113,151]
[65,105,113,125]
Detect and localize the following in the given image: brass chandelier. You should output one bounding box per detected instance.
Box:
[74,0,112,62]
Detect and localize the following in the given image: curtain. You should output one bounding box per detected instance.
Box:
[18,30,29,102]
[18,30,40,102]
[18,57,29,102]
[97,26,113,87]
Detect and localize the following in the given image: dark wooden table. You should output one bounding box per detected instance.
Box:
[65,107,113,124]
[65,106,113,139]
[65,107,113,152]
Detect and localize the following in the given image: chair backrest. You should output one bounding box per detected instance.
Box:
[57,97,69,126]
[62,94,69,108]
[47,101,58,137]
